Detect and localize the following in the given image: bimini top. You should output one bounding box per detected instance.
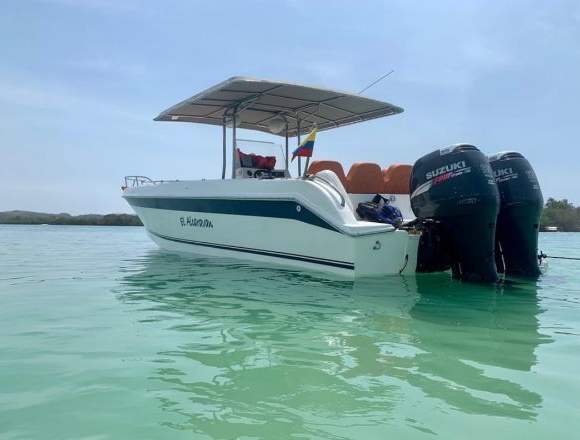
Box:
[154,76,403,137]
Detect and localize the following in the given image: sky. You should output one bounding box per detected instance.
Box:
[1,0,579,214]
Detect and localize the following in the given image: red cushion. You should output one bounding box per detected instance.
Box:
[263,156,276,170]
[237,149,276,170]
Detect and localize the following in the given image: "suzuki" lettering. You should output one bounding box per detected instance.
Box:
[426,161,466,180]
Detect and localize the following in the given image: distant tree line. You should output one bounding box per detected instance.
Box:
[1,199,578,230]
[540,198,580,232]
[0,211,143,226]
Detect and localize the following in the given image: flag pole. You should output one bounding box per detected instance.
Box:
[297,119,302,176]
[303,124,316,176]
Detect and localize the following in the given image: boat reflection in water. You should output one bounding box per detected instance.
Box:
[117,252,552,438]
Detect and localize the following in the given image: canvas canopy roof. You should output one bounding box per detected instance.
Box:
[154,76,403,137]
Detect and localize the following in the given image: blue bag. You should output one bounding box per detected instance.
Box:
[377,203,403,227]
[356,195,403,227]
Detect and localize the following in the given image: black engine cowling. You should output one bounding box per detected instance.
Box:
[410,144,500,282]
[489,152,543,277]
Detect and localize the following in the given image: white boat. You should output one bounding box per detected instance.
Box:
[123,77,544,282]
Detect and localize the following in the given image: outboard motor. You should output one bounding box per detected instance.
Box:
[489,152,543,277]
[411,144,500,282]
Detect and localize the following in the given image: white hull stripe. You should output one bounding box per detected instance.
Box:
[150,231,355,270]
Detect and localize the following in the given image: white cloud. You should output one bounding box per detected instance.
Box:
[36,0,141,13]
[0,81,76,110]
[460,38,512,70]
[0,77,148,123]
[303,60,355,86]
[67,58,147,78]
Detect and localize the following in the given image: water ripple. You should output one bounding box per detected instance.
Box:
[1,226,579,439]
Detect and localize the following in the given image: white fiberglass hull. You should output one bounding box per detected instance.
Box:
[123,178,419,277]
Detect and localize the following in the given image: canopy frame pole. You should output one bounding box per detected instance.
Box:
[284,128,289,176]
[222,118,227,179]
[297,118,301,177]
[231,111,237,179]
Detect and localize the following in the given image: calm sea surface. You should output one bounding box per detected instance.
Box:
[1,225,579,439]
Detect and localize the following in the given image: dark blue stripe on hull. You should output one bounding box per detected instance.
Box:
[125,196,339,232]
[149,231,354,270]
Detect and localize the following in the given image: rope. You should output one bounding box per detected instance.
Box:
[539,252,580,261]
[545,255,580,261]
[399,254,409,274]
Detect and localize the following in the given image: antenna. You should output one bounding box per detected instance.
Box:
[358,70,394,94]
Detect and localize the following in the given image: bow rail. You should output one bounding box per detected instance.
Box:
[122,176,179,190]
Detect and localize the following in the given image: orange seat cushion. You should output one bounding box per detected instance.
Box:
[346,162,384,194]
[382,164,412,194]
[307,160,348,187]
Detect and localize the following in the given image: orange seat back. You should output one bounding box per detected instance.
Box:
[307,160,348,187]
[346,162,384,194]
[382,164,412,194]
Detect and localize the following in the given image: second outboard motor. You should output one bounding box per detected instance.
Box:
[411,144,500,282]
[489,152,543,277]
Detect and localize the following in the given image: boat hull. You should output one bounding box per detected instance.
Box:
[124,179,418,277]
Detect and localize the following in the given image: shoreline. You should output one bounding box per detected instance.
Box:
[0,211,142,227]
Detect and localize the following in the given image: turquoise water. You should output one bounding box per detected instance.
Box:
[1,225,579,439]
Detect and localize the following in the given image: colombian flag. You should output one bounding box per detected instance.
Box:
[292,128,317,161]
